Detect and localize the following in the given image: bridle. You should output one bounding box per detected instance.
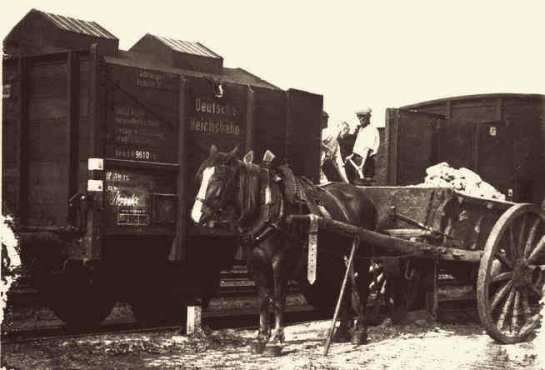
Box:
[195,162,240,226]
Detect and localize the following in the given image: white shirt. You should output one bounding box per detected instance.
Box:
[353,125,380,158]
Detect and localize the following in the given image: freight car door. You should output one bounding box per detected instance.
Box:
[11,53,79,226]
[473,121,514,198]
[385,108,442,185]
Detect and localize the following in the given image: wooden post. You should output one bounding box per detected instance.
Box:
[84,44,105,261]
[385,109,399,185]
[186,305,202,335]
[16,56,29,225]
[67,51,80,224]
[244,86,255,154]
[284,91,293,167]
[169,76,188,262]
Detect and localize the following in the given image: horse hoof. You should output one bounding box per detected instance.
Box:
[331,329,351,343]
[264,344,283,357]
[351,330,368,346]
[251,341,266,354]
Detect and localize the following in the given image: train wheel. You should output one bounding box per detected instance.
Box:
[42,264,115,330]
[129,265,187,326]
[130,292,187,327]
[477,203,545,344]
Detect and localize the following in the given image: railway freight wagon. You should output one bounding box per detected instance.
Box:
[2,9,323,327]
[375,94,545,205]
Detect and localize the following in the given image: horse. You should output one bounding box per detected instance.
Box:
[190,145,378,353]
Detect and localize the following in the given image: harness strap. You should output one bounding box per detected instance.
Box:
[321,186,351,222]
[239,163,284,248]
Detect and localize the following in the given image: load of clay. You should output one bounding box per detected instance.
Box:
[417,162,506,200]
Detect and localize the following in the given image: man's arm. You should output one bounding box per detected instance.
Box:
[333,145,349,183]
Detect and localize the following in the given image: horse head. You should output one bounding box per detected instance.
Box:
[191,144,240,227]
[191,145,268,229]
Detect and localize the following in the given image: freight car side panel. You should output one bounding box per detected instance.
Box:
[253,87,287,160]
[2,60,19,216]
[437,119,475,169]
[285,89,322,183]
[397,95,545,203]
[3,52,91,227]
[385,109,440,185]
[26,59,70,225]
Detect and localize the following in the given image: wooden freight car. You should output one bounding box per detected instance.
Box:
[2,9,323,327]
[376,94,545,205]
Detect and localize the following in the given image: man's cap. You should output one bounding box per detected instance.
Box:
[355,107,372,116]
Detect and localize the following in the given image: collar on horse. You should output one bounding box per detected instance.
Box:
[236,161,285,246]
[236,161,351,248]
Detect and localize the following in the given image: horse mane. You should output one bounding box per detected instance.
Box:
[236,161,263,224]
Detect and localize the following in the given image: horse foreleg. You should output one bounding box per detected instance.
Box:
[270,258,287,344]
[252,270,272,353]
[351,259,371,345]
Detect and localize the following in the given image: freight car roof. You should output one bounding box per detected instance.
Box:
[105,50,280,90]
[40,10,117,39]
[6,9,118,41]
[151,34,222,59]
[401,93,545,109]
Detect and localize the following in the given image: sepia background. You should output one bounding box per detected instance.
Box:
[1,0,545,128]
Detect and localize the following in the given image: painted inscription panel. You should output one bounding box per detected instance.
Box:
[186,78,247,178]
[104,168,177,232]
[106,65,178,163]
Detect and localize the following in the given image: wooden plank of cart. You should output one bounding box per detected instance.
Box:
[287,187,545,354]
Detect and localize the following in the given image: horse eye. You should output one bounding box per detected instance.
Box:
[214,187,222,197]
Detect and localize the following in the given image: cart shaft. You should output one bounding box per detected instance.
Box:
[287,215,483,263]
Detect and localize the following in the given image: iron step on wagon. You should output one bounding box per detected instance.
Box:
[288,186,544,348]
[2,9,322,328]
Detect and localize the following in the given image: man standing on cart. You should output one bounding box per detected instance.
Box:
[320,112,350,184]
[346,108,380,185]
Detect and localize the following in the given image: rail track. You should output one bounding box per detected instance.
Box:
[3,266,479,344]
[2,303,325,344]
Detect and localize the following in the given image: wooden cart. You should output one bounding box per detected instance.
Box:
[288,186,545,345]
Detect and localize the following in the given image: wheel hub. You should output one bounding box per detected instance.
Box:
[512,260,532,288]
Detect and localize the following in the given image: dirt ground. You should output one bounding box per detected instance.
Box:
[2,313,544,370]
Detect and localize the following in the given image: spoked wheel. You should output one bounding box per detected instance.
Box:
[477,203,545,344]
[367,262,388,322]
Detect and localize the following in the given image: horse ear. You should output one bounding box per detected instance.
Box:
[229,146,239,157]
[243,151,254,164]
[210,144,218,156]
[263,150,276,163]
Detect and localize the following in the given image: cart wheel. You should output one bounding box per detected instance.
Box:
[477,203,545,344]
